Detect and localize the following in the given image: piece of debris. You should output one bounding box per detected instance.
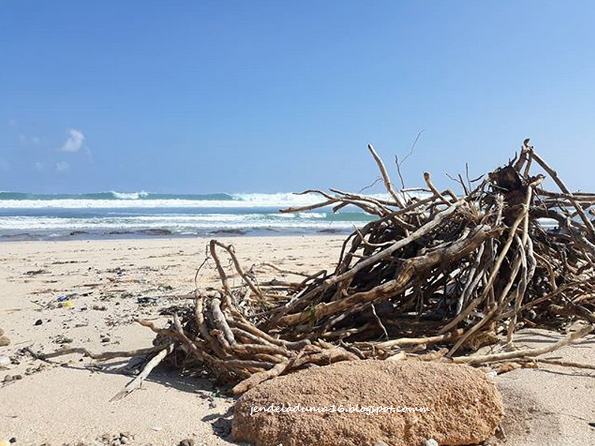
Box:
[212,418,232,437]
[25,269,47,276]
[53,335,73,345]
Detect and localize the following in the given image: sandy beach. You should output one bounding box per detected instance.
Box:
[4,1,595,444]
[1,236,594,445]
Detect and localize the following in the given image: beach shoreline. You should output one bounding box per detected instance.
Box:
[0,228,351,243]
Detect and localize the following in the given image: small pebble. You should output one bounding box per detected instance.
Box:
[424,440,439,446]
[34,319,43,326]
[179,440,195,446]
[0,336,11,347]
[3,375,13,383]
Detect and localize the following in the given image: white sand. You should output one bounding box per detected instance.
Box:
[0,237,593,445]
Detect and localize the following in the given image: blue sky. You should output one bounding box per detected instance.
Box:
[1,1,594,194]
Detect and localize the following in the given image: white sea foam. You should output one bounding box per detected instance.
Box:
[298,212,326,219]
[0,214,356,234]
[0,190,410,210]
[110,190,149,200]
[0,193,331,209]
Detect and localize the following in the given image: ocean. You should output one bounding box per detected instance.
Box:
[0,191,377,241]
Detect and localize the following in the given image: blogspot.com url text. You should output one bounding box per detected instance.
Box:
[249,403,431,416]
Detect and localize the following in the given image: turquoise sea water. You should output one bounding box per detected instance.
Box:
[0,191,377,241]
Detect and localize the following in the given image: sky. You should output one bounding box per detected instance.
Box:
[1,0,595,194]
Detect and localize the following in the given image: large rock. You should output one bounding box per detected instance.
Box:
[233,359,503,446]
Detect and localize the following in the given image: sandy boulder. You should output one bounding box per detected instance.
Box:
[233,359,504,446]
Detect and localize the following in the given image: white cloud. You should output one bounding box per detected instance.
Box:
[59,129,85,153]
[56,161,70,172]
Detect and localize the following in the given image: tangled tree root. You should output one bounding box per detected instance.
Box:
[40,139,595,397]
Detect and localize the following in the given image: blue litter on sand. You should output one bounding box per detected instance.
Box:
[57,295,68,302]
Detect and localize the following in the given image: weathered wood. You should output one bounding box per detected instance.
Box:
[35,140,595,393]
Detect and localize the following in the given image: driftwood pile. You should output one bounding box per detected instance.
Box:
[41,140,595,397]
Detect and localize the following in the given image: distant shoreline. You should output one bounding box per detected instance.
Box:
[0,227,352,242]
